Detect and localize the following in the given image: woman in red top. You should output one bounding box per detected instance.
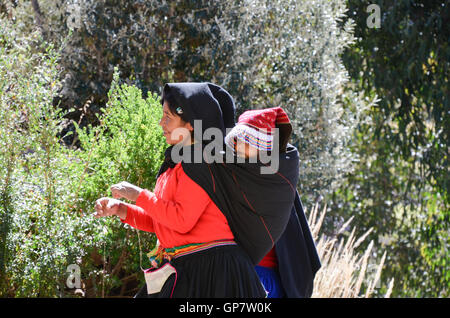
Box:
[94,83,266,298]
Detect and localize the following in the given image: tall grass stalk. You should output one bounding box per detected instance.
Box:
[309,204,394,298]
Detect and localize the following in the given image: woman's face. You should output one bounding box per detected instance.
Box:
[159,101,193,145]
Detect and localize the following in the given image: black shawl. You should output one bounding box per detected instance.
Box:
[157,144,299,265]
[158,82,319,270]
[276,192,322,297]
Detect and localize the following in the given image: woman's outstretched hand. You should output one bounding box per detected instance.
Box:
[110,181,143,202]
[94,197,127,220]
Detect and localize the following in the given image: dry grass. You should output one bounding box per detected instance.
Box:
[309,203,394,298]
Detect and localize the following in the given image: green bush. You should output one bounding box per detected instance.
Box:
[0,16,79,296]
[0,15,166,296]
[71,68,166,297]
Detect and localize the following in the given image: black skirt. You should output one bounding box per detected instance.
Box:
[135,245,266,298]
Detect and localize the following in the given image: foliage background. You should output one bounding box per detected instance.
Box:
[0,0,448,297]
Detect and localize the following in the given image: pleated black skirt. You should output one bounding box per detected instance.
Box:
[135,244,266,298]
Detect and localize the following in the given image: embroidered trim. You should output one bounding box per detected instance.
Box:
[147,239,236,268]
[225,124,275,152]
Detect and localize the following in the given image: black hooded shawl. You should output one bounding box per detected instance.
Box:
[158,83,321,296]
[182,145,299,265]
[159,83,300,265]
[158,141,301,266]
[276,192,321,297]
[162,82,235,137]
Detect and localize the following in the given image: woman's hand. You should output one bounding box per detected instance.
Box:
[94,197,127,220]
[110,181,143,202]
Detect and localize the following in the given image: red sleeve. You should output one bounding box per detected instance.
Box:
[121,193,155,233]
[132,169,212,234]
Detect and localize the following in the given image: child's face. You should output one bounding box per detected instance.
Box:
[235,139,259,158]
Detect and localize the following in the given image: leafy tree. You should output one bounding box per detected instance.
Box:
[1,0,370,205]
[334,0,449,297]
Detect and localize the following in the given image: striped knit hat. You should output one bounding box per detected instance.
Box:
[225,107,292,153]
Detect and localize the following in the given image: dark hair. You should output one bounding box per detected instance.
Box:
[162,90,191,123]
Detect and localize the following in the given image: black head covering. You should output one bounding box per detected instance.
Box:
[162,83,235,140]
[158,82,236,174]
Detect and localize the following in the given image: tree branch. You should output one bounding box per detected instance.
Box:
[31,0,47,40]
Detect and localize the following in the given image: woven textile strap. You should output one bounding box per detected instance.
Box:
[147,239,237,268]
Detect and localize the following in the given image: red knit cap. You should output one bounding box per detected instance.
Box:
[238,107,290,133]
[225,107,291,152]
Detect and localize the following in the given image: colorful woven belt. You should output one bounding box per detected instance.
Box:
[147,239,237,268]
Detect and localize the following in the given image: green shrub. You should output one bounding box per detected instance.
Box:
[71,68,166,297]
[0,16,77,296]
[0,15,166,296]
